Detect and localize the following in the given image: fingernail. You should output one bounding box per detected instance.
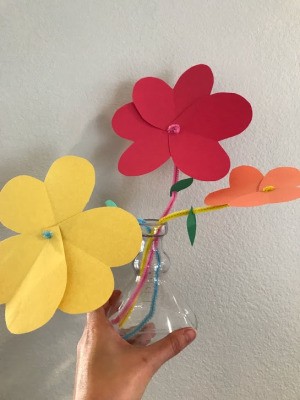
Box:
[184,328,197,343]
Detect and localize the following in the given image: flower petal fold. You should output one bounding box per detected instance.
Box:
[229,188,300,207]
[60,207,142,267]
[0,234,45,303]
[112,103,170,175]
[133,78,176,129]
[177,93,253,141]
[59,241,114,313]
[229,192,274,207]
[205,166,264,205]
[259,167,300,190]
[118,137,170,176]
[45,156,95,224]
[5,226,67,333]
[170,133,230,181]
[112,103,164,141]
[174,64,214,114]
[0,176,56,234]
[113,103,146,140]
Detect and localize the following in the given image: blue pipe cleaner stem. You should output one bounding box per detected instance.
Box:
[137,218,152,233]
[122,250,161,341]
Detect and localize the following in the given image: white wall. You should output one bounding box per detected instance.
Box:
[0,1,299,399]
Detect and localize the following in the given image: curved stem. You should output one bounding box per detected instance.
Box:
[122,250,161,341]
[160,204,229,224]
[112,203,229,326]
[111,165,180,326]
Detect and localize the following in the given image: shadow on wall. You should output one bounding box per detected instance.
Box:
[70,81,141,211]
[70,69,175,212]
[69,80,145,339]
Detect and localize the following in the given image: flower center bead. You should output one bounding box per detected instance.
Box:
[262,185,275,192]
[167,124,180,134]
[42,230,54,239]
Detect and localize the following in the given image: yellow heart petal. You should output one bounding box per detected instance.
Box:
[0,176,55,234]
[0,233,45,303]
[5,226,67,334]
[60,207,142,267]
[45,156,95,223]
[59,241,114,314]
[0,156,95,234]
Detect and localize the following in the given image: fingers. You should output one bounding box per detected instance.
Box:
[105,290,122,317]
[145,328,196,371]
[87,290,121,328]
[86,306,108,328]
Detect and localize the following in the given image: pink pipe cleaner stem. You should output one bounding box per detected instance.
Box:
[111,165,179,325]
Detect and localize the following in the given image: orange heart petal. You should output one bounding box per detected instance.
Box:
[229,192,274,207]
[205,187,245,205]
[205,166,263,205]
[229,166,263,189]
[266,187,300,204]
[229,187,300,207]
[259,167,300,190]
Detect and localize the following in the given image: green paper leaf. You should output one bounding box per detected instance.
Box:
[170,178,193,196]
[187,207,196,246]
[105,199,117,207]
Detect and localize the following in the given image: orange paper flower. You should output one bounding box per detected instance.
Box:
[205,166,300,207]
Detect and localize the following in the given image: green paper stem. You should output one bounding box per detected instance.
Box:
[187,207,197,246]
[170,178,193,196]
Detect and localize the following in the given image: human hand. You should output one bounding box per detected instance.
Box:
[73,290,196,400]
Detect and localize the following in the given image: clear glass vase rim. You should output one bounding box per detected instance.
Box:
[139,218,168,237]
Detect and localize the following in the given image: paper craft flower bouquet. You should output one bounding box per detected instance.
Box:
[0,65,299,341]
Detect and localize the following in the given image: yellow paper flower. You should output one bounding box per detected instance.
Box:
[0,156,142,334]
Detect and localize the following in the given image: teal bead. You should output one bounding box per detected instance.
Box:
[42,230,53,239]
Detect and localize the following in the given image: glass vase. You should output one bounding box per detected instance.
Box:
[109,219,197,345]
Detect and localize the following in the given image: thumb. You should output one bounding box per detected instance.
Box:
[145,328,196,371]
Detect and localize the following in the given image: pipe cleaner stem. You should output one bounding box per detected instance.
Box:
[122,250,161,341]
[116,204,228,326]
[159,204,229,224]
[112,165,180,326]
[111,235,154,326]
[121,206,228,338]
[118,236,155,327]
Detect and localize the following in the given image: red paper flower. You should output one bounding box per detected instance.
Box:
[205,166,300,206]
[112,64,253,181]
